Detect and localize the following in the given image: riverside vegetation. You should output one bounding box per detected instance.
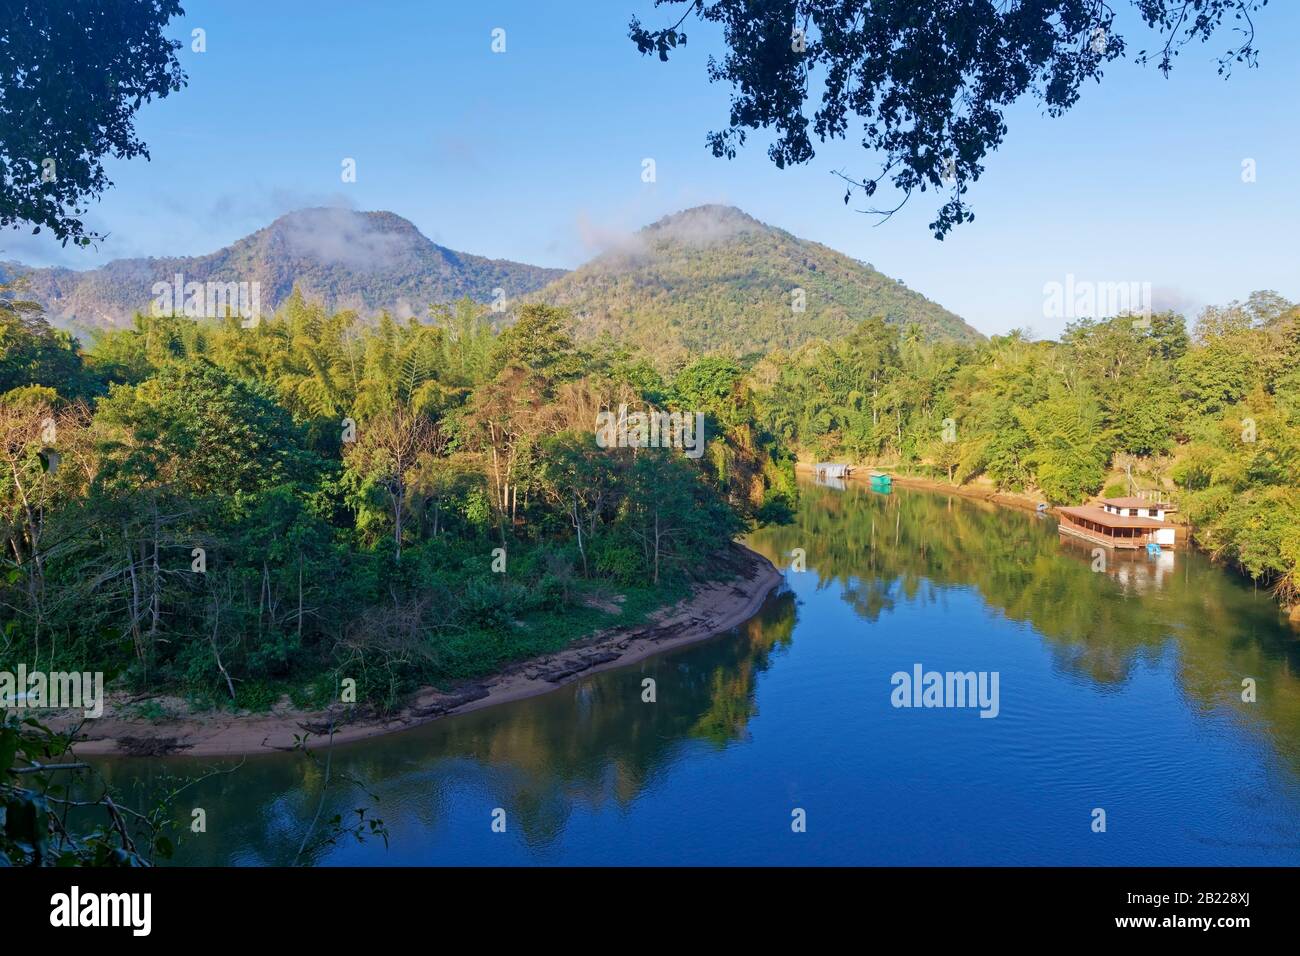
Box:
[3,278,1298,868]
[5,281,1298,725]
[0,283,797,717]
[754,293,1300,611]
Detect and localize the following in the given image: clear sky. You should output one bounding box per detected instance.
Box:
[5,0,1298,338]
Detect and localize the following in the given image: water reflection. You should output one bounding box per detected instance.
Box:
[94,480,1300,865]
[749,481,1300,699]
[1056,534,1180,595]
[97,592,799,864]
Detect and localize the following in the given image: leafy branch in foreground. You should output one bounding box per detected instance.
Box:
[630,0,1266,237]
[1,709,388,867]
[290,724,389,866]
[0,1,189,246]
[0,710,238,866]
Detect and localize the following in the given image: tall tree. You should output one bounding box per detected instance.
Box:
[1,0,188,245]
[0,280,85,395]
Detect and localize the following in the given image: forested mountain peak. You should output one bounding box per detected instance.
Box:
[1,208,567,332]
[641,204,766,242]
[534,203,981,363]
[3,204,979,360]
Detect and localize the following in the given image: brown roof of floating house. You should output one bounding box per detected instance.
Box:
[1057,506,1169,529]
[1099,496,1176,512]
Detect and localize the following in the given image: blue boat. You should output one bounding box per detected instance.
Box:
[869,471,892,493]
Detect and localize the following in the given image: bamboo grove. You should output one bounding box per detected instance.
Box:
[0,284,796,709]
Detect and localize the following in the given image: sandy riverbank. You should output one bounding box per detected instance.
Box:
[880,472,1045,513]
[797,462,1045,513]
[61,543,784,758]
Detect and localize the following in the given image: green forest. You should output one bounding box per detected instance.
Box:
[539,205,982,365]
[4,275,1298,726]
[753,293,1300,608]
[0,282,796,712]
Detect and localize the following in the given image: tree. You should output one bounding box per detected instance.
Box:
[0,390,94,659]
[429,297,495,388]
[342,406,439,561]
[1178,313,1262,416]
[930,434,962,484]
[537,432,622,578]
[630,1,1265,237]
[620,451,742,584]
[94,360,324,505]
[1018,390,1112,503]
[469,305,583,527]
[1,1,188,245]
[0,281,85,395]
[488,304,583,390]
[407,453,483,539]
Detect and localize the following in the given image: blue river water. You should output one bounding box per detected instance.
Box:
[99,480,1300,865]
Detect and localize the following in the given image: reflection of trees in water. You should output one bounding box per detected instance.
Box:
[94,754,342,866]
[96,591,799,862]
[689,601,796,746]
[97,483,1300,862]
[460,592,798,845]
[750,480,1300,763]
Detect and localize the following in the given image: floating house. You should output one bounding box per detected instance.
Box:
[868,471,892,493]
[1056,496,1177,550]
[1096,496,1173,522]
[814,463,852,480]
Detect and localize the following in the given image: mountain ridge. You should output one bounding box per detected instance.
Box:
[1,208,567,330]
[2,205,982,352]
[531,204,982,360]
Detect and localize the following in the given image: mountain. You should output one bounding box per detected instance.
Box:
[2,205,980,354]
[532,205,982,361]
[0,208,567,331]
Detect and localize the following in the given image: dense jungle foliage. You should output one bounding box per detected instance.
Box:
[754,293,1300,604]
[0,283,796,711]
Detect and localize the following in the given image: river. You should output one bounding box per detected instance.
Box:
[95,480,1300,865]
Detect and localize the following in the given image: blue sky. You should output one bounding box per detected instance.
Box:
[6,0,1298,338]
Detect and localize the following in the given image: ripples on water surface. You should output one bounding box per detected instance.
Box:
[99,481,1300,865]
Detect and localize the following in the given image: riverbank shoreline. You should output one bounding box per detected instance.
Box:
[799,462,1297,621]
[882,473,1045,514]
[60,543,784,758]
[797,462,1046,513]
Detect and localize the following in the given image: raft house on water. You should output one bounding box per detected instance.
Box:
[813,463,852,481]
[812,462,852,490]
[810,464,892,492]
[1056,496,1178,551]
